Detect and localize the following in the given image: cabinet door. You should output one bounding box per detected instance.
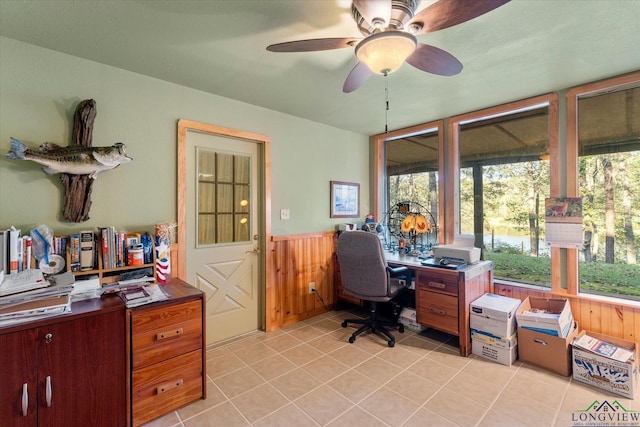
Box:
[38,310,126,427]
[0,329,38,427]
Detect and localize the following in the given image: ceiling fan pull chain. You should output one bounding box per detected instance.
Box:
[384,71,389,133]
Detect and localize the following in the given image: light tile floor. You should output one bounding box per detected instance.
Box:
[142,308,640,427]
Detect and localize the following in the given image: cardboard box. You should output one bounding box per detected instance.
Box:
[518,321,579,376]
[572,330,638,398]
[471,328,517,350]
[472,339,517,366]
[516,297,574,338]
[470,293,521,338]
[398,308,426,333]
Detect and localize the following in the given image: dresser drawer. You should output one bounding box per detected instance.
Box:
[132,300,202,368]
[416,291,459,335]
[132,349,203,427]
[416,270,459,295]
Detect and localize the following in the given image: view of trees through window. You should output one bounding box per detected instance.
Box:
[385,130,439,250]
[380,76,640,304]
[459,106,552,287]
[577,85,640,300]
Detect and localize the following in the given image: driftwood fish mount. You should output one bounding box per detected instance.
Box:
[5,99,132,222]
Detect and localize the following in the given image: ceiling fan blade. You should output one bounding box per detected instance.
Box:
[343,61,373,93]
[266,37,360,52]
[353,0,391,28]
[405,43,463,76]
[408,0,511,35]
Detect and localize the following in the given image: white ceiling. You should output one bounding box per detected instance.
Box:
[1,0,639,136]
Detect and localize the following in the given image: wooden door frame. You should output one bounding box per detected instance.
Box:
[177,119,272,332]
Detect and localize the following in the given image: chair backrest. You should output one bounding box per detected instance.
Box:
[336,231,389,300]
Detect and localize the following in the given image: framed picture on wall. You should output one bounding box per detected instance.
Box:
[330,181,360,218]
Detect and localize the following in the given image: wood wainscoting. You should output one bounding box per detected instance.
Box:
[495,283,640,344]
[268,232,337,330]
[171,233,640,343]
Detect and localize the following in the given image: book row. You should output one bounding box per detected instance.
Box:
[0,227,154,275]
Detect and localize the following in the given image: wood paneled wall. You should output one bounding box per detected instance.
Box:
[495,283,640,344]
[268,232,336,330]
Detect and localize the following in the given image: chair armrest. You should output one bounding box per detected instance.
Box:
[387,266,410,277]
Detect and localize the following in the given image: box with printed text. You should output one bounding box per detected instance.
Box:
[472,338,517,366]
[398,308,426,333]
[572,330,637,398]
[470,293,521,338]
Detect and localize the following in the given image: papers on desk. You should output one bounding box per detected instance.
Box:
[0,271,74,326]
[70,276,103,302]
[102,276,155,294]
[0,269,49,296]
[118,283,169,308]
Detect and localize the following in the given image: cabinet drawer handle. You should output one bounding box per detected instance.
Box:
[156,379,184,394]
[428,281,446,290]
[156,328,184,341]
[22,383,28,416]
[45,376,52,407]
[429,307,446,316]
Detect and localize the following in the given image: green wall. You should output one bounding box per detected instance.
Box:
[0,37,370,237]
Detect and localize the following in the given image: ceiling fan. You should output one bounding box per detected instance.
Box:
[266,0,511,93]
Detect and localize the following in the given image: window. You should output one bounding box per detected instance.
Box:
[573,80,640,300]
[373,122,443,252]
[456,103,553,287]
[197,148,251,245]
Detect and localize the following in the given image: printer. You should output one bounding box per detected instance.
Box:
[432,244,481,264]
[432,234,481,264]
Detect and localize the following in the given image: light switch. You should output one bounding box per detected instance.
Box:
[280,209,290,220]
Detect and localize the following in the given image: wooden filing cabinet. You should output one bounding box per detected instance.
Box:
[415,261,493,356]
[129,279,205,427]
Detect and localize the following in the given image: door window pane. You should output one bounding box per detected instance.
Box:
[216,183,234,212]
[197,148,251,245]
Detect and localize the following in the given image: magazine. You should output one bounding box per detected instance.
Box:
[573,333,635,363]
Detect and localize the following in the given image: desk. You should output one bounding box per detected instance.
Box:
[386,253,493,356]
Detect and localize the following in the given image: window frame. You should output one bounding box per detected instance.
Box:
[374,73,640,306]
[373,121,445,244]
[566,71,640,298]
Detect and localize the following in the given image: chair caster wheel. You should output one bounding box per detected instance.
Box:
[388,341,395,347]
[349,336,355,343]
[341,321,348,328]
[399,325,404,333]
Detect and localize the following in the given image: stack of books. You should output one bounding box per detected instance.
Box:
[0,270,74,326]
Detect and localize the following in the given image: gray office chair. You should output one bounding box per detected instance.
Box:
[336,231,409,347]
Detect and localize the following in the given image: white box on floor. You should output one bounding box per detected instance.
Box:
[516,296,574,338]
[470,293,521,338]
[398,307,426,333]
[471,329,517,350]
[472,339,517,366]
[572,330,638,398]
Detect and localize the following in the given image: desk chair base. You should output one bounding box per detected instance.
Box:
[341,301,405,347]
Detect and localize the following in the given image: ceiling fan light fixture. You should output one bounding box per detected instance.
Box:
[355,31,417,75]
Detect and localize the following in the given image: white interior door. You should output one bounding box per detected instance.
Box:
[185,129,260,344]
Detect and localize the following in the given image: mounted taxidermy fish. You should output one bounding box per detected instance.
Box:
[6,137,132,179]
